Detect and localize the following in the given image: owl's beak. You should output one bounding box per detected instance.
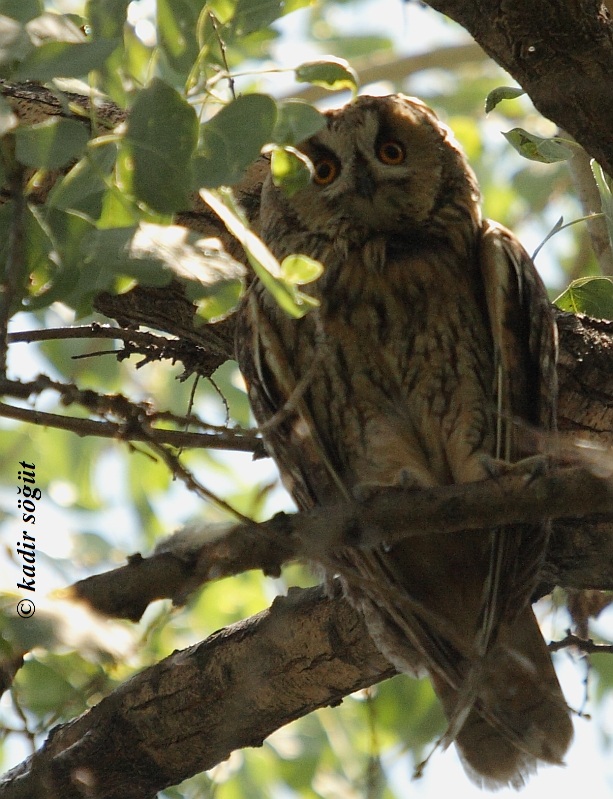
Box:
[354,157,376,199]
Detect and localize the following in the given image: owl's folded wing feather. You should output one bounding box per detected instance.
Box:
[236,283,351,510]
[478,219,558,631]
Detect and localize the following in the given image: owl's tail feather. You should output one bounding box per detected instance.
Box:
[431,605,573,791]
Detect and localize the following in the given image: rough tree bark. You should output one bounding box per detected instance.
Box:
[424,1,613,175]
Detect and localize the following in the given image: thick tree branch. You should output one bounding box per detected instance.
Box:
[424,1,613,175]
[71,464,613,621]
[0,587,394,799]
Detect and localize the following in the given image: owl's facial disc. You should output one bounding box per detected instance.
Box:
[278,95,480,239]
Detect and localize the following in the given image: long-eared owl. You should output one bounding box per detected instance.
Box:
[235,94,572,789]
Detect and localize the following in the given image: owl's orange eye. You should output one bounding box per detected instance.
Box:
[313,158,339,185]
[377,140,405,165]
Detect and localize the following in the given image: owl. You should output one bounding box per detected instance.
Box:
[235,94,573,789]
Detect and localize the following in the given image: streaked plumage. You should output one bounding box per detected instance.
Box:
[235,94,572,789]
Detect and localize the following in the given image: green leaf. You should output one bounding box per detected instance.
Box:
[71,222,245,319]
[273,100,325,145]
[83,226,173,287]
[0,0,42,23]
[295,57,358,95]
[47,141,118,215]
[202,188,319,318]
[87,0,130,38]
[129,221,245,294]
[13,38,118,80]
[157,0,199,72]
[485,86,525,114]
[15,117,89,169]
[554,276,613,319]
[192,277,244,321]
[16,657,85,718]
[232,0,283,36]
[502,128,576,163]
[281,254,323,285]
[0,202,32,306]
[270,146,311,197]
[0,93,17,135]
[591,160,613,254]
[206,0,235,25]
[125,78,198,214]
[591,652,613,701]
[194,94,276,188]
[0,14,33,65]
[21,207,90,311]
[24,11,84,44]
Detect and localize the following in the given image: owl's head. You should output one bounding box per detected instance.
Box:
[260,94,481,251]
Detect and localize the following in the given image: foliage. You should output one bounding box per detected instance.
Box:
[0,1,612,798]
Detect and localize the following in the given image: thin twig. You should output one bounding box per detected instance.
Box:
[0,401,260,451]
[7,323,224,375]
[209,11,235,100]
[144,437,252,523]
[0,145,25,377]
[0,374,256,434]
[7,323,171,347]
[549,632,613,655]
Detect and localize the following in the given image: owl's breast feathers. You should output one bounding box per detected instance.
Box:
[243,231,496,495]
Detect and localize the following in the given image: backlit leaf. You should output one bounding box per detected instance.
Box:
[554,276,613,319]
[502,128,576,163]
[125,78,198,213]
[295,57,358,95]
[485,86,525,114]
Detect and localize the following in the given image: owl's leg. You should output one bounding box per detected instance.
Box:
[351,466,430,503]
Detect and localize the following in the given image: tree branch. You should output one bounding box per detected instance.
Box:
[282,42,487,102]
[549,631,613,654]
[0,587,394,799]
[0,377,261,454]
[71,464,613,621]
[563,135,613,275]
[423,1,613,175]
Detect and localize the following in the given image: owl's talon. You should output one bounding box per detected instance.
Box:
[478,454,508,481]
[398,467,420,490]
[480,453,548,484]
[512,455,549,485]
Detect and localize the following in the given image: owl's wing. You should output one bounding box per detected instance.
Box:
[236,283,350,511]
[477,219,558,633]
[479,219,557,441]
